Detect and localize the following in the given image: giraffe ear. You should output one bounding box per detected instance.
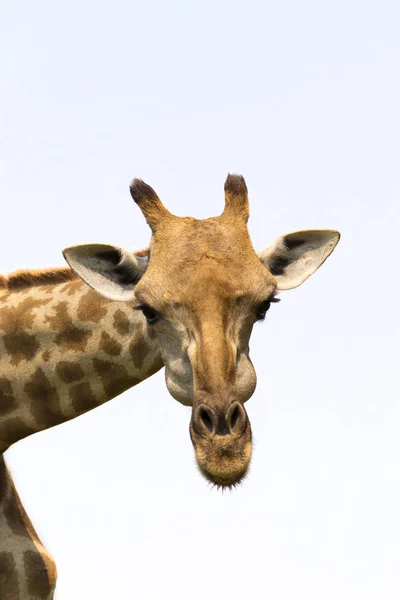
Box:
[259,229,340,290]
[62,243,148,301]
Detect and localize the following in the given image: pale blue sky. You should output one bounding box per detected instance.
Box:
[1,1,400,598]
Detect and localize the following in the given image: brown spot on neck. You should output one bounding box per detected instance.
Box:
[56,361,85,383]
[113,309,131,336]
[25,368,64,427]
[24,550,56,599]
[69,382,98,414]
[0,417,36,449]
[77,289,109,324]
[0,296,50,364]
[3,333,41,366]
[129,324,147,370]
[45,301,92,351]
[0,378,17,417]
[4,475,41,539]
[0,552,20,598]
[0,296,51,333]
[100,332,122,356]
[93,358,139,399]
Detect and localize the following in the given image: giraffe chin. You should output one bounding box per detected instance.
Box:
[190,423,253,490]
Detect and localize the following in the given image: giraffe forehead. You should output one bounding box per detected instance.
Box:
[152,214,254,261]
[136,216,276,309]
[146,220,268,285]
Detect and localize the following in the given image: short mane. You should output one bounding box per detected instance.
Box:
[0,249,149,292]
[0,267,78,291]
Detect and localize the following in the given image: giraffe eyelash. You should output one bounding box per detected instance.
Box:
[256,295,280,322]
[134,303,160,325]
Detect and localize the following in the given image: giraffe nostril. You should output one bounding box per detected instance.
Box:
[229,405,240,429]
[199,407,214,433]
[226,402,247,434]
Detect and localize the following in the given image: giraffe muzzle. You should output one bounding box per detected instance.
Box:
[189,400,252,488]
[192,401,247,438]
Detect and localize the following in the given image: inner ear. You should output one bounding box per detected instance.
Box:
[259,229,340,290]
[92,248,140,286]
[63,243,148,301]
[267,235,311,276]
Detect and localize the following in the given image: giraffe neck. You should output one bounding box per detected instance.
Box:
[0,454,57,599]
[0,278,163,452]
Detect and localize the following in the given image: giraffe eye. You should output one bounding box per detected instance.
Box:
[256,296,280,321]
[135,304,160,325]
[256,300,271,321]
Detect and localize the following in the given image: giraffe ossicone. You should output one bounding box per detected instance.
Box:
[64,173,340,488]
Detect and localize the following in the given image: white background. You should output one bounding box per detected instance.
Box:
[1,1,399,598]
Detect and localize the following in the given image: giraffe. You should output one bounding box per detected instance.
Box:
[0,173,339,598]
[64,174,340,487]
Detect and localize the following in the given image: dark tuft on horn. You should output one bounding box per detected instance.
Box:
[130,178,160,206]
[224,173,248,197]
[129,178,171,233]
[223,173,249,222]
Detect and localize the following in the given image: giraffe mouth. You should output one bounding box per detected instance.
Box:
[197,462,250,490]
[189,420,253,489]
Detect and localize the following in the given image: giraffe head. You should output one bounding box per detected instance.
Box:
[63,175,340,488]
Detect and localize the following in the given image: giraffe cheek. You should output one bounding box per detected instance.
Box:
[165,366,193,406]
[236,356,257,403]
